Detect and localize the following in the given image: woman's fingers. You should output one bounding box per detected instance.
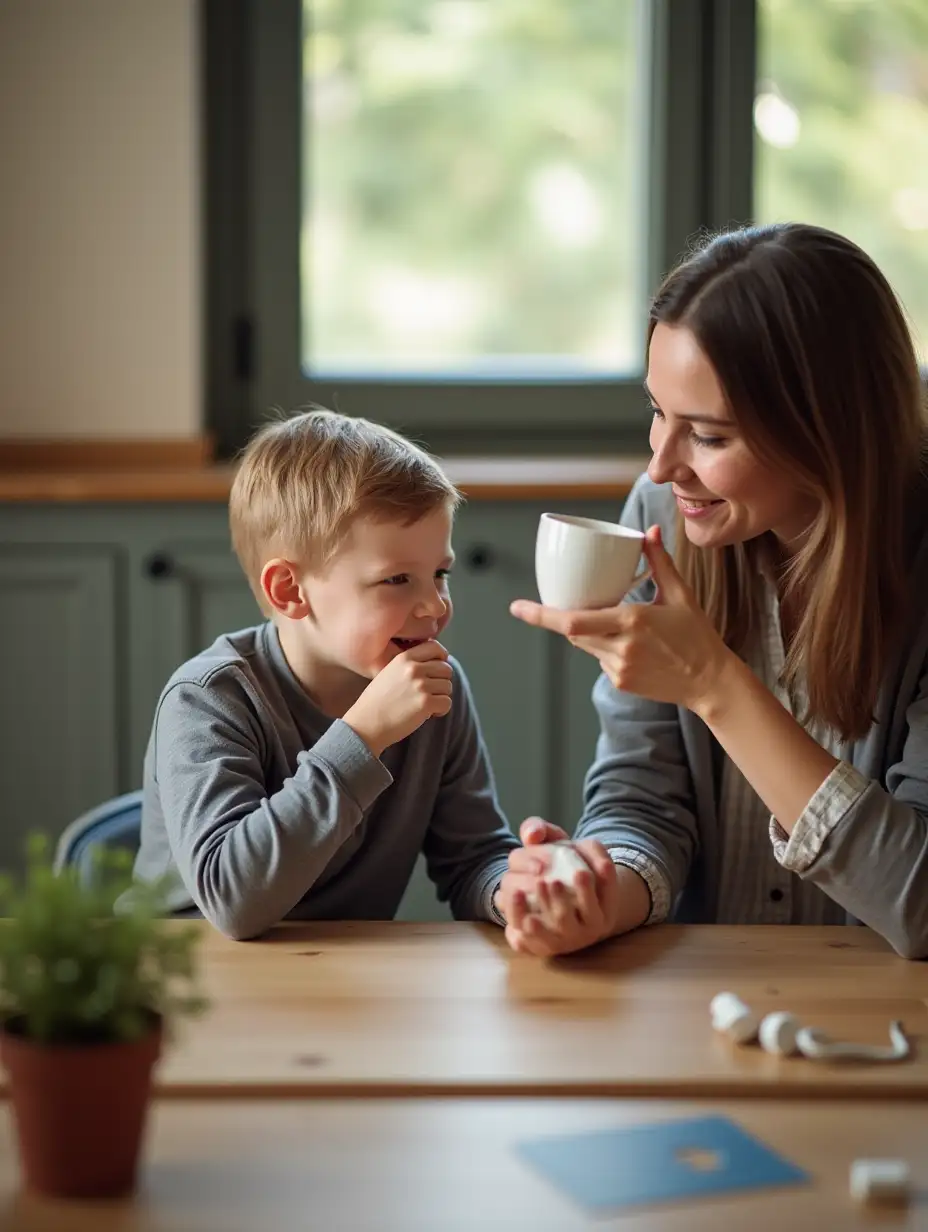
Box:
[568,868,605,929]
[510,600,629,638]
[500,839,620,957]
[568,634,622,659]
[574,840,618,883]
[537,880,577,932]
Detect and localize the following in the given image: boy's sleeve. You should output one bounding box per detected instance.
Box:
[420,660,518,922]
[150,673,392,939]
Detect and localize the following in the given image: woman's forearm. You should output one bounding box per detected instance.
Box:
[694,651,838,835]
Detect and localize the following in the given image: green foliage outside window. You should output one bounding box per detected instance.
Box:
[757,0,928,357]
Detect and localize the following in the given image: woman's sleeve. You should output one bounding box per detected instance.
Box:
[769,656,928,959]
[574,472,698,922]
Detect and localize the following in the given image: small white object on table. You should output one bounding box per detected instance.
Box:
[849,1158,910,1206]
[524,842,590,914]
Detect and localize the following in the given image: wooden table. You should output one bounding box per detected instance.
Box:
[2,1098,926,1230]
[9,921,919,1101]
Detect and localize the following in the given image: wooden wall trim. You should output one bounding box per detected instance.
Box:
[0,435,214,472]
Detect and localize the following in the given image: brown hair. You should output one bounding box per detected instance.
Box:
[648,223,926,739]
[230,408,460,610]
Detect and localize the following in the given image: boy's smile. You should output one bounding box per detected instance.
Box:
[277,505,456,713]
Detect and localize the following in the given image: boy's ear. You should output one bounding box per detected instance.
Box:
[260,559,311,619]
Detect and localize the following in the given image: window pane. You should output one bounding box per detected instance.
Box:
[302,0,643,378]
[756,0,928,358]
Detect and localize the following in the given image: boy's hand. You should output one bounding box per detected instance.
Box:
[497,817,651,957]
[344,640,453,757]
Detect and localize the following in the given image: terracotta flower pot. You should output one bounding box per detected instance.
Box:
[0,1015,163,1198]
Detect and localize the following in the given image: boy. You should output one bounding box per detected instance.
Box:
[133,409,517,938]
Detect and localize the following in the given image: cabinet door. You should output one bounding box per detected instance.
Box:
[138,542,261,688]
[0,549,119,872]
[131,534,261,779]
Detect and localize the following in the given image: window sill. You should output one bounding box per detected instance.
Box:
[0,451,648,504]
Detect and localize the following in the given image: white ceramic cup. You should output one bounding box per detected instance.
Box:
[535,513,647,610]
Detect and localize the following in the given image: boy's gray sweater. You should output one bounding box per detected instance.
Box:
[134,622,517,938]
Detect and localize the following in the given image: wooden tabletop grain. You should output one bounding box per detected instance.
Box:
[2,1097,926,1230]
[10,921,918,1101]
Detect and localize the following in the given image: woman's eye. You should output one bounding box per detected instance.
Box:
[435,568,452,580]
[382,574,409,586]
[652,402,724,448]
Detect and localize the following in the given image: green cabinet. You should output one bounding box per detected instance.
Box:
[0,547,119,871]
[129,529,262,778]
[0,496,621,920]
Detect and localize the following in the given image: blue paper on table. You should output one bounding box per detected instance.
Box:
[515,1115,809,1213]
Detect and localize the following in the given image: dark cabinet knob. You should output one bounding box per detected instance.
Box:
[464,544,495,572]
[145,553,174,579]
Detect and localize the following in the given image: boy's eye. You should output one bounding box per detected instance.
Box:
[381,568,452,586]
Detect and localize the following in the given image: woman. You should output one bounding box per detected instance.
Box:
[498,222,928,959]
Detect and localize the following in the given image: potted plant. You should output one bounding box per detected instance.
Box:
[0,836,207,1199]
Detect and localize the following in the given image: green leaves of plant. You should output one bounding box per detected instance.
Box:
[0,836,208,1045]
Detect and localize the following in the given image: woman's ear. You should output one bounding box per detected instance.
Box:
[260,559,311,620]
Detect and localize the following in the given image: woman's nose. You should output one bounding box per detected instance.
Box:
[648,425,691,486]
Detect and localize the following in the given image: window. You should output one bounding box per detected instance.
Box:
[205,1,753,455]
[755,0,928,359]
[304,0,643,379]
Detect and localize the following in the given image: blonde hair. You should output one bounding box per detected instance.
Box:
[230,409,461,608]
[648,223,927,740]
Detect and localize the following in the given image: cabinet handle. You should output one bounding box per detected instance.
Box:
[145,553,175,579]
[464,544,495,572]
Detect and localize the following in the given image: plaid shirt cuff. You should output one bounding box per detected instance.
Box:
[607,847,672,925]
[769,760,869,873]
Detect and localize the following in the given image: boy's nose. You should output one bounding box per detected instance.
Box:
[417,590,448,618]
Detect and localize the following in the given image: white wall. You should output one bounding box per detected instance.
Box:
[0,0,200,438]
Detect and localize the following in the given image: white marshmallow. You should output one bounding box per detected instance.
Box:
[849,1159,910,1206]
[709,992,759,1044]
[524,843,590,913]
[796,1019,910,1063]
[758,1011,800,1056]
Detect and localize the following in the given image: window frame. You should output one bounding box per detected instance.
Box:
[204,0,757,457]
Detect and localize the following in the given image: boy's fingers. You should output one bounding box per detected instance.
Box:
[516,912,560,951]
[405,639,449,661]
[505,849,547,875]
[520,817,569,845]
[425,678,453,695]
[503,885,531,930]
[421,660,454,678]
